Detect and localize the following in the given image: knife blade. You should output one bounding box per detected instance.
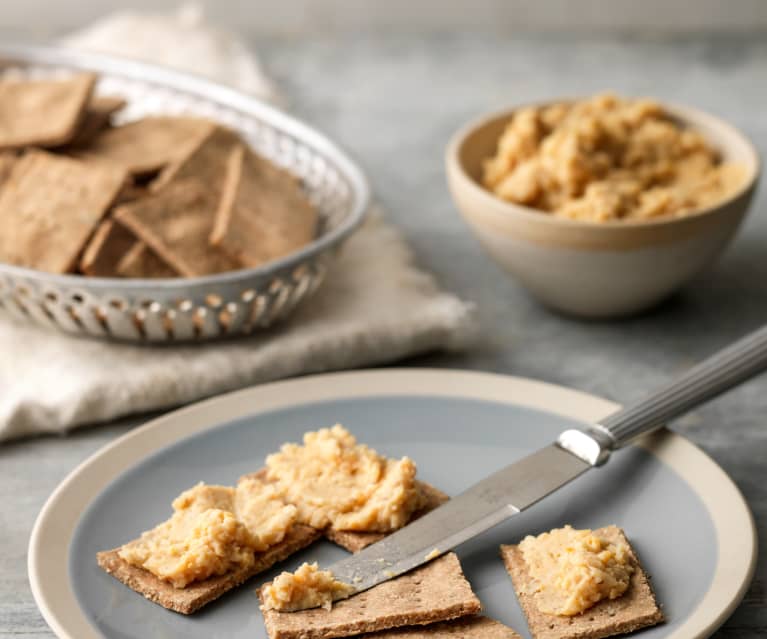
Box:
[328,441,591,594]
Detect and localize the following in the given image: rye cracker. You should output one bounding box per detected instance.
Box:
[209,144,318,268]
[259,552,482,639]
[114,180,242,277]
[326,481,449,553]
[116,242,177,278]
[0,150,125,273]
[151,123,240,191]
[73,116,212,176]
[79,219,137,276]
[500,526,664,639]
[365,617,521,638]
[96,523,321,615]
[0,73,95,149]
[69,95,126,147]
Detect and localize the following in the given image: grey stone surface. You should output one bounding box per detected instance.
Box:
[2,32,766,637]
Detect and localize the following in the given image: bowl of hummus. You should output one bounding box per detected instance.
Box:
[446,93,759,317]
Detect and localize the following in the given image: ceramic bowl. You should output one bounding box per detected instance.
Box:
[446,101,760,318]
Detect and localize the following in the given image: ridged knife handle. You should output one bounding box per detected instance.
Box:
[559,324,767,465]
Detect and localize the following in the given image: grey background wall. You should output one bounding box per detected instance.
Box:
[3,0,767,36]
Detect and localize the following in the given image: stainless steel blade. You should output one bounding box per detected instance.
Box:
[329,443,590,593]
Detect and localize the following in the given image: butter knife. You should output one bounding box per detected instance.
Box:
[329,324,767,593]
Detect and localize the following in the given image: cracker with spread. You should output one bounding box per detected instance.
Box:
[259,553,482,639]
[501,525,663,639]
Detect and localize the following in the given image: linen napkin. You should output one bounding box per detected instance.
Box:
[0,7,475,442]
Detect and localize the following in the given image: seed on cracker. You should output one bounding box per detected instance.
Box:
[259,553,482,639]
[116,242,177,279]
[500,526,663,639]
[79,219,137,277]
[0,73,96,149]
[68,95,126,147]
[210,144,318,268]
[0,150,125,273]
[365,616,522,638]
[114,180,242,277]
[97,524,321,615]
[326,482,449,553]
[72,116,213,177]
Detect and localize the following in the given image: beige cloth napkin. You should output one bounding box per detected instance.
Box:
[0,8,475,442]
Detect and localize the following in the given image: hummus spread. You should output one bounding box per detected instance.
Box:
[261,562,355,612]
[265,424,420,532]
[519,525,635,616]
[483,93,744,222]
[119,480,297,587]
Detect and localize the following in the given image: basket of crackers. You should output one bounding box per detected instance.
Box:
[0,45,369,342]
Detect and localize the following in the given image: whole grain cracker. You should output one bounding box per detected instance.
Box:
[259,553,482,639]
[68,95,126,147]
[326,482,449,553]
[209,144,318,268]
[72,116,213,176]
[116,241,177,278]
[97,523,321,615]
[0,150,126,273]
[365,616,521,638]
[114,180,242,277]
[151,123,241,191]
[501,526,664,639]
[0,73,95,149]
[79,219,137,277]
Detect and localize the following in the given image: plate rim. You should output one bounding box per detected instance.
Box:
[27,368,757,639]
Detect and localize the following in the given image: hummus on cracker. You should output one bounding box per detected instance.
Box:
[519,525,635,616]
[483,93,744,222]
[265,424,421,532]
[261,562,355,612]
[118,479,297,587]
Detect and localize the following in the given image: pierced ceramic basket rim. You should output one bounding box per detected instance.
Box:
[0,43,371,291]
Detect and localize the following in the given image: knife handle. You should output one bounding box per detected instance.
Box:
[560,323,767,465]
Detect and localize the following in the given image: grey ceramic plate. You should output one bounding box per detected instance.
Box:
[29,369,756,639]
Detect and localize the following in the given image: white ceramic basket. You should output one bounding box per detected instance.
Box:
[0,45,370,342]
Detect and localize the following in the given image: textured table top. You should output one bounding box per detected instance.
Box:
[2,32,765,638]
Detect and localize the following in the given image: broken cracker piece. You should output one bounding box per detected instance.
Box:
[116,241,178,279]
[0,73,95,149]
[210,144,318,268]
[326,481,449,553]
[96,523,320,615]
[72,116,212,176]
[259,552,481,639]
[68,95,126,147]
[0,150,125,273]
[501,526,663,639]
[79,219,137,277]
[365,616,521,638]
[114,180,242,277]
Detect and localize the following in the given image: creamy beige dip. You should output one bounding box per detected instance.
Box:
[265,424,421,532]
[519,525,635,616]
[261,562,355,612]
[118,479,297,587]
[483,93,744,222]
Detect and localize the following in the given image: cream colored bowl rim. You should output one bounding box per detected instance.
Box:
[27,368,756,639]
[446,98,760,230]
